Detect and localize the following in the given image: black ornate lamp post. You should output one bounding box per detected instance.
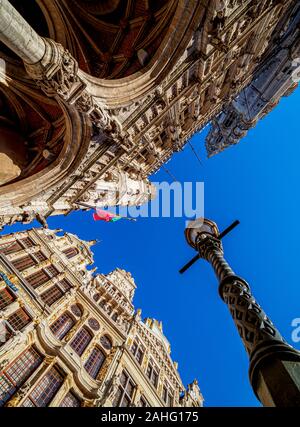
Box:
[181,218,300,407]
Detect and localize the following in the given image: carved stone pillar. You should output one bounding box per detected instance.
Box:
[0,0,45,64]
[185,218,300,407]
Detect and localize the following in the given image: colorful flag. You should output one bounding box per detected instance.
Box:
[93,208,122,222]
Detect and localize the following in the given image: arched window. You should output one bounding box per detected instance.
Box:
[63,247,79,259]
[100,335,112,351]
[70,327,92,356]
[50,313,75,340]
[84,347,106,379]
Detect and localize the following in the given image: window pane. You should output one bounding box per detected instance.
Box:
[136,349,144,364]
[131,342,137,356]
[58,279,72,292]
[113,370,135,407]
[0,374,15,406]
[0,241,22,255]
[84,347,105,379]
[19,238,35,248]
[41,286,63,306]
[60,392,81,407]
[127,381,134,397]
[7,309,31,331]
[46,265,59,277]
[22,398,35,407]
[70,328,92,356]
[5,347,42,386]
[63,248,78,259]
[26,367,64,407]
[0,347,43,406]
[26,270,50,289]
[50,313,74,340]
[34,251,47,263]
[12,256,36,272]
[121,395,130,407]
[0,288,15,310]
[120,371,128,387]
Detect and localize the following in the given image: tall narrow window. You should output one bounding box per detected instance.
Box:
[0,288,15,310]
[130,339,145,365]
[7,308,31,331]
[46,265,59,278]
[12,255,36,272]
[22,366,64,407]
[113,371,135,407]
[84,347,105,379]
[70,328,92,356]
[0,347,43,406]
[19,237,35,248]
[59,391,81,407]
[63,247,79,259]
[58,279,72,292]
[146,359,159,388]
[41,285,63,306]
[26,270,50,289]
[162,382,174,406]
[33,251,47,263]
[50,313,75,340]
[0,241,22,255]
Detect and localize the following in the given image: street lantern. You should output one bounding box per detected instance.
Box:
[180,217,300,407]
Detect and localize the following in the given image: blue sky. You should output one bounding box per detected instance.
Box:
[2,87,300,407]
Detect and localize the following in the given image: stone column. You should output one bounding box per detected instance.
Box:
[0,1,120,136]
[0,0,45,64]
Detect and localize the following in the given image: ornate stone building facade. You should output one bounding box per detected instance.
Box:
[0,228,203,407]
[206,2,300,156]
[0,0,298,229]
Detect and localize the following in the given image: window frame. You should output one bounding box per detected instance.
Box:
[7,308,31,332]
[130,338,145,365]
[70,327,93,356]
[22,366,64,407]
[114,370,136,407]
[146,358,160,389]
[50,312,75,340]
[0,347,43,406]
[84,346,106,379]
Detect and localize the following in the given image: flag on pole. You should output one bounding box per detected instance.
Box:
[93,209,123,222]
